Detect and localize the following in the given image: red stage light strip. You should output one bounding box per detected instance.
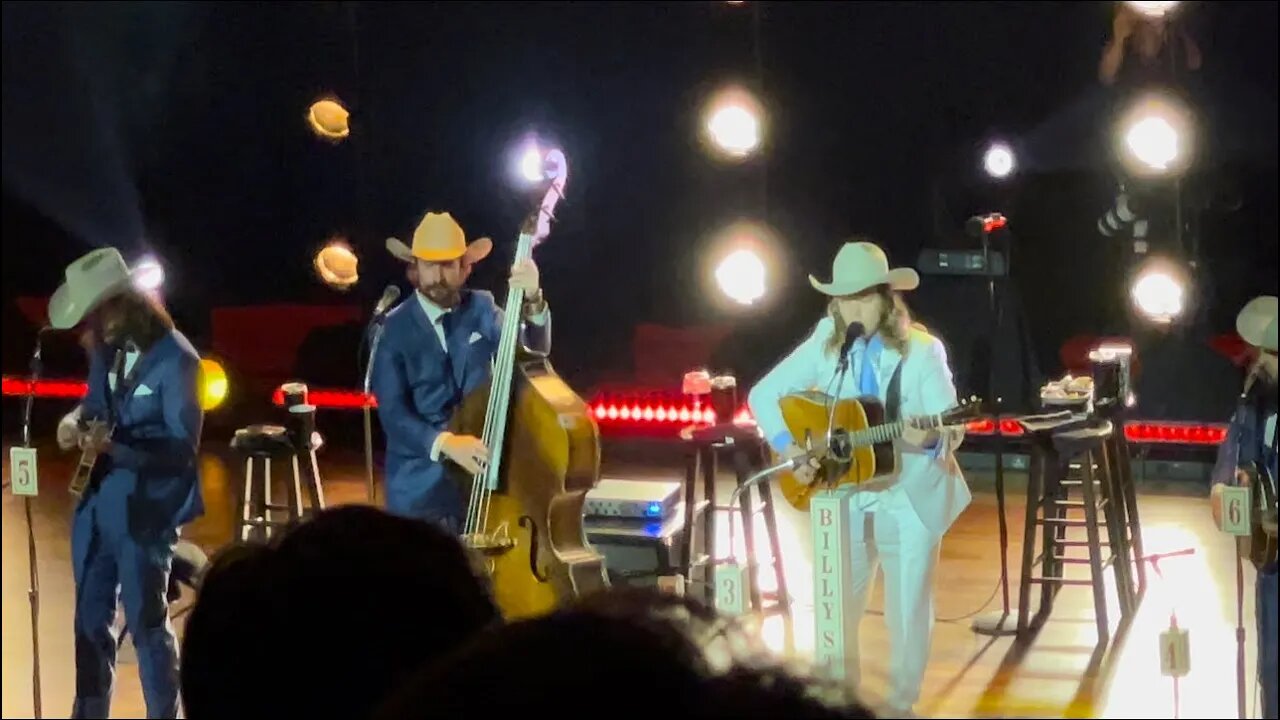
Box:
[271,387,375,409]
[1,376,88,399]
[0,378,1228,446]
[586,397,1227,446]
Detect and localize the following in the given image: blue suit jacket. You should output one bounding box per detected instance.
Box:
[1215,394,1278,501]
[79,329,205,542]
[370,289,551,525]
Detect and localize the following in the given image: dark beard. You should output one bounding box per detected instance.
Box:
[422,284,461,308]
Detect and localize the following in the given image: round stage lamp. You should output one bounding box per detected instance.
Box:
[308,98,351,141]
[132,257,165,292]
[314,241,359,290]
[715,248,767,306]
[1130,261,1187,324]
[1116,94,1193,178]
[1125,1,1179,19]
[198,358,229,411]
[982,142,1016,180]
[702,86,765,160]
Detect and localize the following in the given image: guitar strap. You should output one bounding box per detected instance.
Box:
[104,347,129,426]
[885,361,905,424]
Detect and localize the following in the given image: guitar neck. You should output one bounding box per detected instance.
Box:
[845,415,942,448]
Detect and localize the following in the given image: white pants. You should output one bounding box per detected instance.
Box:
[846,486,940,711]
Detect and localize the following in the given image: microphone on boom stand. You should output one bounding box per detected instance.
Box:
[967,212,1019,637]
[11,327,51,718]
[362,285,401,504]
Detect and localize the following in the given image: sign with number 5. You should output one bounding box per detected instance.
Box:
[9,446,39,497]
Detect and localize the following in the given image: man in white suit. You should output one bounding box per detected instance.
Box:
[748,239,971,718]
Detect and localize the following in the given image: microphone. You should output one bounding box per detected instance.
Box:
[372,285,401,318]
[836,322,865,370]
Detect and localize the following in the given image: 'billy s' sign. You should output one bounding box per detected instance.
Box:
[811,487,856,681]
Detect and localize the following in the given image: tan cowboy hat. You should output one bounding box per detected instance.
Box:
[1236,295,1278,353]
[809,240,919,296]
[386,211,492,265]
[48,247,144,329]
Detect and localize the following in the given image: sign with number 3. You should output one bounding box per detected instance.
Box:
[9,447,39,497]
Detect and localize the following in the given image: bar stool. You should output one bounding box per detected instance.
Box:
[230,424,326,543]
[1017,417,1132,645]
[676,422,792,634]
[1097,406,1147,604]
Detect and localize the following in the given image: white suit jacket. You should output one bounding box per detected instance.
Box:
[747,317,972,539]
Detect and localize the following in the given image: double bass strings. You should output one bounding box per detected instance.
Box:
[467,229,535,537]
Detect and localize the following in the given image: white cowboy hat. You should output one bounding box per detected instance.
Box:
[48,247,143,330]
[1236,295,1278,353]
[809,240,919,297]
[386,211,492,265]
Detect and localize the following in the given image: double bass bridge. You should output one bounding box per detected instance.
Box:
[461,524,516,558]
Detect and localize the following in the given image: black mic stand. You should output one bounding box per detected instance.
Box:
[13,331,47,717]
[362,315,388,505]
[971,216,1019,637]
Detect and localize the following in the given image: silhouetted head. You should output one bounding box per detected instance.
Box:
[181,505,499,719]
[373,587,874,719]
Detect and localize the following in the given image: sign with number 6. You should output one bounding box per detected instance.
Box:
[9,446,39,497]
[1221,486,1251,536]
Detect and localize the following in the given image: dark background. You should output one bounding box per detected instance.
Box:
[3,1,1277,424]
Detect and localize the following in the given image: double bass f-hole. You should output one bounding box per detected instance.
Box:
[518,516,549,582]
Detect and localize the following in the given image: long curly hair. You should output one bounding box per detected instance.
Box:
[823,284,912,357]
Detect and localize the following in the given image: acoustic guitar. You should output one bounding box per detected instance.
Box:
[773,392,982,512]
[1235,462,1278,570]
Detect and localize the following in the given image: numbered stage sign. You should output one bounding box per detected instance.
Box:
[811,487,858,683]
[9,446,39,497]
[715,563,747,616]
[1159,626,1191,678]
[1220,486,1251,537]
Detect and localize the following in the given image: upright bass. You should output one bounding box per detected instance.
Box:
[451,149,609,619]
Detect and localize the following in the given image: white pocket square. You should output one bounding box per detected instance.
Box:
[468,332,483,344]
[134,384,155,397]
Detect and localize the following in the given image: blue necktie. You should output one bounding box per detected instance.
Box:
[859,334,883,398]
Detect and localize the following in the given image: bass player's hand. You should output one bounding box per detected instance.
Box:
[440,433,490,475]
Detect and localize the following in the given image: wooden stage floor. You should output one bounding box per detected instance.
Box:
[2,440,1266,718]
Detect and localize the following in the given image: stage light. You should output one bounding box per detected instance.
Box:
[314,240,359,290]
[1125,1,1180,19]
[308,98,350,141]
[715,248,766,305]
[1130,260,1188,324]
[1116,93,1193,178]
[512,137,564,186]
[198,358,229,411]
[702,86,764,160]
[982,143,1016,179]
[132,257,164,292]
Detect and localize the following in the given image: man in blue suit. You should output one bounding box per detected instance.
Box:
[374,211,549,531]
[50,247,204,719]
[1211,295,1278,719]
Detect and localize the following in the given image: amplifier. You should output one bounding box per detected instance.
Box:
[917,248,1007,277]
[585,478,683,520]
